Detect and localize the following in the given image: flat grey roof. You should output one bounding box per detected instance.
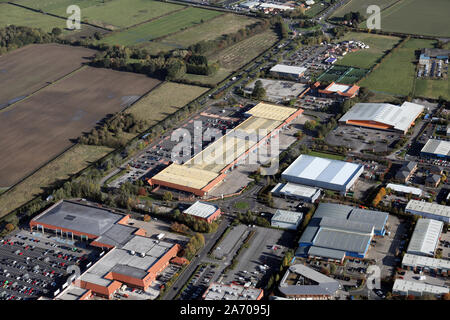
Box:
[313,228,371,254]
[279,264,340,296]
[308,246,346,260]
[183,201,219,219]
[407,218,443,256]
[406,200,450,219]
[272,209,303,225]
[34,201,123,236]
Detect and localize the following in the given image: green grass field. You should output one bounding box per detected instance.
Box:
[126,82,208,122]
[415,79,449,100]
[359,38,436,96]
[361,0,450,37]
[179,68,231,86]
[335,32,401,69]
[308,151,345,160]
[98,7,223,46]
[0,3,67,32]
[330,0,397,19]
[13,0,183,29]
[145,13,258,54]
[317,65,368,84]
[0,144,112,218]
[305,0,331,18]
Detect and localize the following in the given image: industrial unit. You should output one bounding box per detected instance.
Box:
[316,82,360,99]
[420,139,450,160]
[29,201,180,299]
[278,264,340,300]
[202,282,263,300]
[271,209,303,230]
[269,64,307,79]
[393,279,449,297]
[148,103,303,197]
[386,183,422,197]
[297,203,388,261]
[405,200,450,223]
[182,201,221,223]
[406,218,443,257]
[281,155,364,194]
[402,253,450,275]
[339,102,424,134]
[270,182,321,203]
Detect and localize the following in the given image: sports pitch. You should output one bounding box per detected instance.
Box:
[317,65,368,85]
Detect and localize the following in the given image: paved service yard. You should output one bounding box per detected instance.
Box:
[0,229,100,300]
[223,226,295,288]
[213,224,248,260]
[366,215,409,278]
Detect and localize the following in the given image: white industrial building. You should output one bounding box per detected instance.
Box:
[392,279,449,297]
[402,253,450,274]
[270,64,307,79]
[386,183,423,197]
[271,209,303,230]
[420,139,450,159]
[182,201,221,223]
[202,282,263,300]
[405,200,450,223]
[271,182,321,203]
[339,101,424,134]
[406,218,443,257]
[281,155,364,194]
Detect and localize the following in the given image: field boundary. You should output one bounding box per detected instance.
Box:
[7,2,112,31]
[0,64,89,115]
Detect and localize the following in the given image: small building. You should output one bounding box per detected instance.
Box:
[271,209,303,230]
[429,165,443,175]
[386,183,422,197]
[317,82,360,99]
[421,139,450,160]
[393,279,449,297]
[425,174,441,188]
[405,200,450,223]
[182,201,221,223]
[278,264,340,300]
[270,64,307,79]
[202,282,263,300]
[406,218,443,257]
[270,182,321,202]
[395,161,418,183]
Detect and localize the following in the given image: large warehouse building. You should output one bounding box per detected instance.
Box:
[269,64,307,79]
[420,139,450,160]
[30,201,180,299]
[339,101,424,134]
[148,103,303,197]
[405,200,450,223]
[297,203,388,261]
[281,155,364,194]
[406,218,443,257]
[393,279,449,297]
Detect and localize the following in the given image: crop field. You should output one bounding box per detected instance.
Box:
[330,0,397,20]
[0,66,160,187]
[145,13,259,54]
[12,0,184,29]
[361,0,450,37]
[126,82,208,123]
[317,65,368,84]
[98,7,223,47]
[179,68,231,86]
[209,30,279,71]
[0,144,112,218]
[0,3,67,32]
[359,38,435,96]
[0,44,96,110]
[335,32,401,69]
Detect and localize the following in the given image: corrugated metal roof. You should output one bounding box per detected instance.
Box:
[407,218,443,256]
[313,228,371,254]
[183,201,219,219]
[270,64,306,76]
[386,183,422,196]
[402,253,450,271]
[421,139,450,156]
[272,209,303,224]
[406,200,450,219]
[308,246,346,260]
[339,102,424,132]
[282,155,363,189]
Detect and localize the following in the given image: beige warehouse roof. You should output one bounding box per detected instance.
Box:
[151,163,219,190]
[245,102,298,121]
